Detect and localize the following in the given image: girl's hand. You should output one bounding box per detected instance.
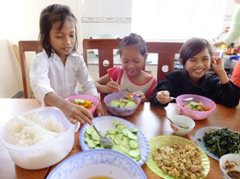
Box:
[95,102,107,116]
[105,80,120,93]
[133,91,147,102]
[60,101,93,125]
[212,55,225,75]
[156,90,171,104]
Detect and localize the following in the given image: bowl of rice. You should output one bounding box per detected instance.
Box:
[0,107,78,170]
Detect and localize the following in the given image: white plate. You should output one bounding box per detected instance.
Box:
[47,149,146,179]
[79,116,150,166]
[195,126,225,160]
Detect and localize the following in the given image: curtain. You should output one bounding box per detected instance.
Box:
[131,0,228,41]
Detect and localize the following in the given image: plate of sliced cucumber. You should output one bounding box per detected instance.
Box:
[79,116,150,166]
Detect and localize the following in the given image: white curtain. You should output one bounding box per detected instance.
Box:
[131,0,228,41]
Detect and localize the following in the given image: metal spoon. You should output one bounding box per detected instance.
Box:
[92,124,113,149]
[166,116,189,129]
[170,97,193,102]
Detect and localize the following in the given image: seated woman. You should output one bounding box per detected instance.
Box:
[150,37,240,108]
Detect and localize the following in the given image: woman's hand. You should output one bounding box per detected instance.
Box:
[156,90,171,104]
[95,102,107,116]
[212,55,225,75]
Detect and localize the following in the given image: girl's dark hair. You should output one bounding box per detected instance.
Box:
[39,4,78,57]
[118,33,147,58]
[180,38,213,66]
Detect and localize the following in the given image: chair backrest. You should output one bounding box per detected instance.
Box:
[83,39,121,77]
[19,40,42,98]
[83,38,183,81]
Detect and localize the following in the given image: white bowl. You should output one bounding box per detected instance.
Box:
[169,114,195,136]
[79,116,150,166]
[0,107,78,170]
[47,149,147,179]
[219,153,240,179]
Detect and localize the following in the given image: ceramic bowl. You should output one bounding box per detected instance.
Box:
[47,149,147,179]
[219,153,240,179]
[169,114,195,136]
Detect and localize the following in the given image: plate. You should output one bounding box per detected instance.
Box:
[79,116,150,166]
[195,127,240,161]
[47,149,147,179]
[146,135,210,179]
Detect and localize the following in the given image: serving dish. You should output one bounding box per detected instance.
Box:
[146,135,210,179]
[79,116,149,166]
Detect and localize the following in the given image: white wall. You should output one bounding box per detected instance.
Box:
[0,0,81,97]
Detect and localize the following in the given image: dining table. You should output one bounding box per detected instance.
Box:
[0,98,239,179]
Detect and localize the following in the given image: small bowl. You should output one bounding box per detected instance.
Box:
[66,94,99,114]
[103,91,141,117]
[47,149,147,179]
[219,153,240,179]
[176,94,216,120]
[169,114,195,136]
[0,107,77,170]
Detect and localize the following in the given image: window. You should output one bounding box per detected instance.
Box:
[131,0,228,41]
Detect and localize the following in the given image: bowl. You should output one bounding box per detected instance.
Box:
[103,91,141,117]
[0,107,77,170]
[176,94,216,120]
[219,153,240,179]
[79,116,150,166]
[47,149,146,179]
[65,94,99,114]
[169,114,195,136]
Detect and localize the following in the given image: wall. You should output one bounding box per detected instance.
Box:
[0,0,81,97]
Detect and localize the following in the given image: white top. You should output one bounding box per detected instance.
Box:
[30,50,98,103]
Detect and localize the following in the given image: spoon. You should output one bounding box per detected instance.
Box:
[92,124,113,149]
[170,97,193,102]
[166,116,189,129]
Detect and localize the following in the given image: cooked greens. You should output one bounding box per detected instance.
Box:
[202,128,240,158]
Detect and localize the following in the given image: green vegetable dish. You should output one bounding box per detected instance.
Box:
[202,128,240,158]
[84,121,141,162]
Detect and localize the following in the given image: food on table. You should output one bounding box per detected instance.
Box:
[224,160,240,179]
[202,128,240,158]
[108,97,137,108]
[185,101,210,111]
[152,143,204,179]
[6,113,65,146]
[72,98,94,109]
[84,121,141,161]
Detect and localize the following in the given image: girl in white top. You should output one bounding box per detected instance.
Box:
[95,33,157,102]
[30,4,100,124]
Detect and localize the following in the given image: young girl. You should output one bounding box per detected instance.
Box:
[231,60,240,88]
[30,4,100,125]
[150,38,240,107]
[95,33,157,102]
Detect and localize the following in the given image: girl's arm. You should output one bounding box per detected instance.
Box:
[212,56,229,84]
[95,74,119,93]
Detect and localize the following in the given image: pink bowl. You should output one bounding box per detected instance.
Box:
[66,95,99,114]
[176,94,216,120]
[103,91,141,117]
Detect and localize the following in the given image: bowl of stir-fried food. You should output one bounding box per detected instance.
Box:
[66,95,99,114]
[176,94,216,120]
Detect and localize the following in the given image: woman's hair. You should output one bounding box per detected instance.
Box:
[118,33,147,58]
[180,38,213,66]
[39,4,78,57]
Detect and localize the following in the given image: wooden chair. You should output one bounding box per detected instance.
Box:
[83,38,183,81]
[18,40,42,98]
